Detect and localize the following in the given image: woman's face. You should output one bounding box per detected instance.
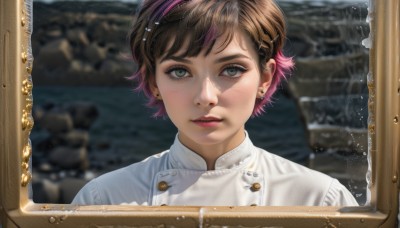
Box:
[153,29,275,151]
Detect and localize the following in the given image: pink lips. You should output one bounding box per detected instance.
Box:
[192,116,222,127]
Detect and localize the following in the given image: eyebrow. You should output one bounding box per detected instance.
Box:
[159,53,250,64]
[160,56,192,64]
[215,54,251,63]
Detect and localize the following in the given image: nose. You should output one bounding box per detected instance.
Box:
[194,78,219,107]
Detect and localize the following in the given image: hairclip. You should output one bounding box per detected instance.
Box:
[271,34,279,43]
[258,33,280,50]
[143,21,160,42]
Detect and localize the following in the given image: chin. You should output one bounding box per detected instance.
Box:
[189,130,233,145]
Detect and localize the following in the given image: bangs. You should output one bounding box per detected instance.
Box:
[151,0,240,61]
[130,0,294,117]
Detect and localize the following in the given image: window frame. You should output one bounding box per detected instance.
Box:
[0,0,398,227]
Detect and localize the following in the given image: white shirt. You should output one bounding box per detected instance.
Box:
[72,133,358,206]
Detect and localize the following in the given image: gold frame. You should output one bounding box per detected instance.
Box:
[1,0,399,227]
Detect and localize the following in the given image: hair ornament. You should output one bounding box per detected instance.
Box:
[142,22,160,42]
[258,33,280,50]
[271,34,280,43]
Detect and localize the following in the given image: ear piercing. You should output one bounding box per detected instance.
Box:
[258,89,265,100]
[155,93,162,100]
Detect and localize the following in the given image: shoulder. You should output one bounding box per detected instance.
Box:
[323,179,359,206]
[72,150,170,205]
[254,147,318,175]
[100,150,170,180]
[253,147,358,206]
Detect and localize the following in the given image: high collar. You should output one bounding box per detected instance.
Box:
[168,132,256,171]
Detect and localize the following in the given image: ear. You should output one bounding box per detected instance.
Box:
[257,58,276,98]
[149,75,162,100]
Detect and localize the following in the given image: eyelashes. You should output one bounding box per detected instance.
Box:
[220,65,247,78]
[165,66,190,79]
[164,64,248,80]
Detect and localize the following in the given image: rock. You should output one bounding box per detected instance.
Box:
[41,109,74,134]
[66,29,90,47]
[66,102,99,129]
[35,135,62,153]
[92,21,111,42]
[32,105,45,127]
[288,53,368,97]
[99,59,119,74]
[286,33,317,57]
[59,129,90,148]
[307,124,368,153]
[59,178,88,204]
[36,39,73,70]
[84,43,107,64]
[299,95,368,128]
[32,179,60,204]
[68,60,84,73]
[46,29,62,38]
[38,162,55,173]
[49,146,89,170]
[68,60,94,77]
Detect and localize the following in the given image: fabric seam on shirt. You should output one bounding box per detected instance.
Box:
[92,178,105,205]
[321,178,335,206]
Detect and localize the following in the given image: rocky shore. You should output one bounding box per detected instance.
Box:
[32,101,99,203]
[31,1,369,205]
[32,1,137,86]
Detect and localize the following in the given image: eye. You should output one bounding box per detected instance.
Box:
[166,67,190,79]
[220,65,247,78]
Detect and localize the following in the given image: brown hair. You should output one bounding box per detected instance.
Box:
[129,0,293,117]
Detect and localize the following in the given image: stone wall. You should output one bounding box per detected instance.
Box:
[282,2,369,154]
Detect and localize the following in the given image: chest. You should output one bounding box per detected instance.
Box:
[150,169,265,206]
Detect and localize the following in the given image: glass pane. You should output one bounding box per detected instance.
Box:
[277,0,370,205]
[30,0,369,206]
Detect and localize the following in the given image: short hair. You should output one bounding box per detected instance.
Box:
[129,0,294,117]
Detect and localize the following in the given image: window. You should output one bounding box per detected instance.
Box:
[0,0,398,227]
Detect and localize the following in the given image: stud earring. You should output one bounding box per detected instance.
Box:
[258,88,265,100]
[155,93,162,100]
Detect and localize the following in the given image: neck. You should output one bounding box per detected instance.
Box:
[178,128,246,170]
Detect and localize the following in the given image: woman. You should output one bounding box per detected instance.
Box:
[72,0,358,206]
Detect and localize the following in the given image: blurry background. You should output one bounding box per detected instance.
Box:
[30,0,369,205]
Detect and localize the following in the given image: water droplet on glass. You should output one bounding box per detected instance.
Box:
[362,37,371,49]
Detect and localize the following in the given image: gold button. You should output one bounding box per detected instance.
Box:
[250,182,261,192]
[158,181,169,191]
